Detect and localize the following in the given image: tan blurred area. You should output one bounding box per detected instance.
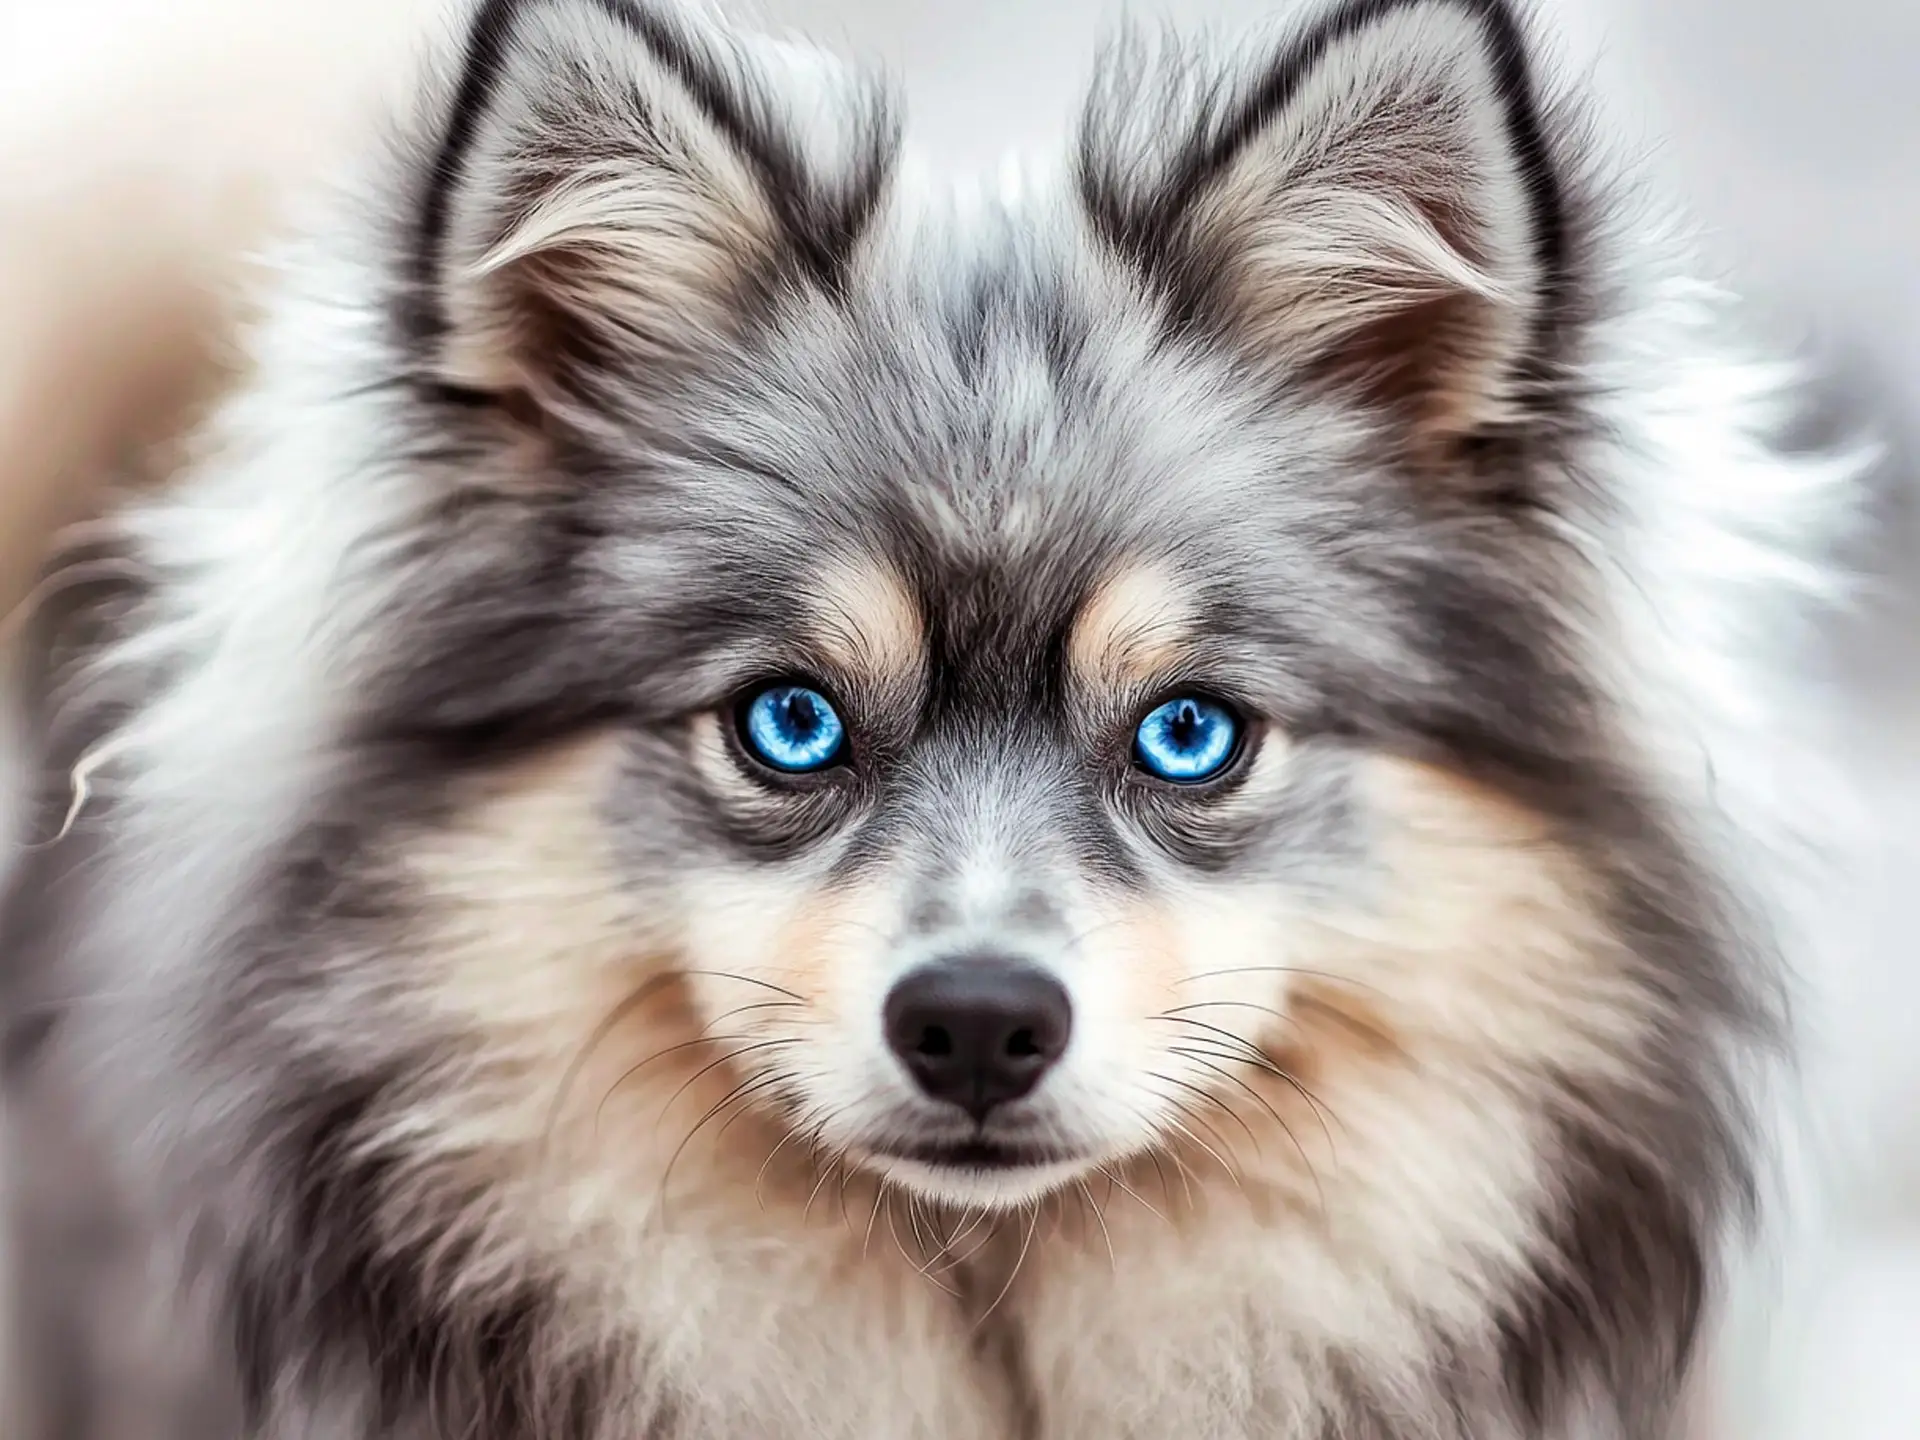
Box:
[1,1,1914,1436]
[0,0,458,619]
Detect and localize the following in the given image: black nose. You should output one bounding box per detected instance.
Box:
[883,959,1072,1121]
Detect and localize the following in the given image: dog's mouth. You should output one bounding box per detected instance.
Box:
[880,1137,1075,1172]
[861,1131,1095,1205]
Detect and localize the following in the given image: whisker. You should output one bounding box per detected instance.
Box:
[1061,914,1134,951]
[905,1201,968,1295]
[708,998,810,1026]
[801,1139,843,1223]
[973,1202,1040,1331]
[1095,1163,1171,1227]
[1165,1031,1344,1157]
[862,1180,890,1259]
[1076,1178,1117,1273]
[1140,1149,1181,1213]
[1115,1095,1197,1211]
[651,1038,801,1129]
[678,970,810,1004]
[1151,1069,1261,1155]
[1168,1047,1291,1134]
[713,1075,800,1147]
[1155,1017,1297,1079]
[933,1205,995,1272]
[837,1158,859,1233]
[753,1126,806,1211]
[541,974,679,1154]
[657,1071,788,1221]
[1148,1087,1244,1185]
[889,1193,959,1296]
[1154,1014,1347,1151]
[1160,999,1294,1026]
[590,1031,753,1132]
[1163,1146,1206,1203]
[1151,1014,1295,1075]
[1163,1144,1207,1202]
[1171,1049,1325,1212]
[905,1193,934,1256]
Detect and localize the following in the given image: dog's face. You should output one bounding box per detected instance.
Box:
[531,307,1597,1216]
[275,0,1698,1228]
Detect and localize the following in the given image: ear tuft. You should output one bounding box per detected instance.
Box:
[1080,0,1566,445]
[415,0,896,403]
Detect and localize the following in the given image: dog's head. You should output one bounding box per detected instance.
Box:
[32,5,1764,1401]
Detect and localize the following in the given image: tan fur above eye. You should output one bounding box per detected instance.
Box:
[803,557,926,695]
[1067,560,1197,694]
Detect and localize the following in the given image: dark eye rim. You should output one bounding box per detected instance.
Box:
[1126,692,1254,789]
[728,677,856,783]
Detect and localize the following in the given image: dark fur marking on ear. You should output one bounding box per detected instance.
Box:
[409,0,895,348]
[1079,0,1569,365]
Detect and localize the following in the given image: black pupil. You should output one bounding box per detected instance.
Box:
[783,691,822,738]
[1169,701,1203,751]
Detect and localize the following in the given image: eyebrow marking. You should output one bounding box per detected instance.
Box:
[804,557,926,689]
[1067,560,1197,691]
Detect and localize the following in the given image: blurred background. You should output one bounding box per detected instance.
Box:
[2,0,1915,1434]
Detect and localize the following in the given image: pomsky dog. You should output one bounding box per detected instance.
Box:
[0,0,1867,1436]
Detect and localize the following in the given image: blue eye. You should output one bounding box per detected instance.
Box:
[1133,696,1241,783]
[739,683,847,773]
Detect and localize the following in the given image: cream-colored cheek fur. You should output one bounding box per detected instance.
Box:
[1014,756,1659,1431]
[366,734,1010,1437]
[339,724,1661,1436]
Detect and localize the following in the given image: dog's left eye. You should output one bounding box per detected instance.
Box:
[738,683,848,773]
[1133,696,1241,783]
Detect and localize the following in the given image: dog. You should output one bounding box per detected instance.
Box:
[0,0,1871,1435]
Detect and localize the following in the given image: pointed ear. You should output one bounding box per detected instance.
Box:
[412,0,895,403]
[1079,0,1565,446]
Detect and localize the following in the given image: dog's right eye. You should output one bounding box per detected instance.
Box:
[736,683,848,774]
